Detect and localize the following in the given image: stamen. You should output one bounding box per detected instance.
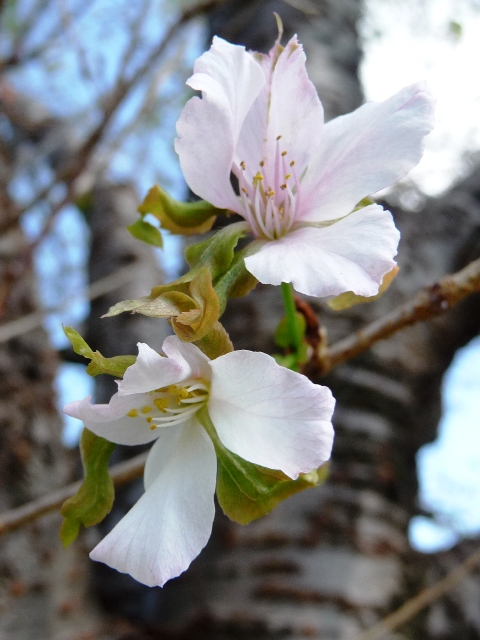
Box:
[259,160,265,167]
[240,160,246,170]
[276,135,282,140]
[281,151,287,157]
[141,406,152,414]
[127,409,138,418]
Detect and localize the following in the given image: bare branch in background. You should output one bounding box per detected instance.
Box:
[0,452,147,536]
[354,546,480,640]
[315,256,480,375]
[0,263,146,343]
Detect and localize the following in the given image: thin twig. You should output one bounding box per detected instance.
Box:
[321,256,480,375]
[0,263,145,343]
[0,452,147,536]
[354,546,480,640]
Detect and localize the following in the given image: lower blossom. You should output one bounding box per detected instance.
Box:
[64,336,335,587]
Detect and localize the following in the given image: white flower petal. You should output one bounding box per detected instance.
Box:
[236,36,324,185]
[175,37,265,212]
[63,392,160,446]
[300,82,435,222]
[161,335,211,381]
[118,341,191,396]
[89,421,217,587]
[208,351,335,479]
[244,204,400,297]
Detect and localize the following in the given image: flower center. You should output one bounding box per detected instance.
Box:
[127,380,210,430]
[234,135,300,241]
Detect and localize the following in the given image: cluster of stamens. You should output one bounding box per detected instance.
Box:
[235,135,300,240]
[127,381,209,430]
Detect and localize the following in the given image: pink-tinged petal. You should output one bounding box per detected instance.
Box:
[175,37,265,212]
[90,421,217,587]
[244,204,400,297]
[63,392,160,446]
[118,341,191,396]
[208,351,335,479]
[236,36,324,185]
[161,335,211,381]
[300,82,435,223]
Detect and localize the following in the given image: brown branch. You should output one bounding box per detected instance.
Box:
[0,452,147,536]
[354,546,480,640]
[318,256,480,375]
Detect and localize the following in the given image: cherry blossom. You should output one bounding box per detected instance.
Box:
[63,336,335,587]
[175,35,435,298]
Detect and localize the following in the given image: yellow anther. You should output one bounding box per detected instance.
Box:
[178,388,190,399]
[241,187,247,194]
[154,398,169,412]
[259,160,265,167]
[290,160,295,167]
[266,189,275,197]
[276,135,282,140]
[168,385,179,394]
[146,416,153,424]
[240,160,246,170]
[141,406,153,414]
[281,151,287,157]
[284,174,291,180]
[127,408,138,418]
[150,424,157,431]
[253,171,263,185]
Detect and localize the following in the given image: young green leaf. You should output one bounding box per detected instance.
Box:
[60,428,115,546]
[138,184,221,235]
[64,326,136,377]
[127,217,163,248]
[197,407,329,524]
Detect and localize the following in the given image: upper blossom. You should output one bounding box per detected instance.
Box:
[64,336,335,587]
[175,35,435,298]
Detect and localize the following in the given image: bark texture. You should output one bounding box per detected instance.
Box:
[0,111,100,639]
[121,2,480,639]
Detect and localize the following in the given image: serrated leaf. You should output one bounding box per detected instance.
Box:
[194,321,233,359]
[64,326,136,377]
[197,407,329,525]
[127,217,163,248]
[138,184,221,235]
[328,266,399,311]
[60,428,115,546]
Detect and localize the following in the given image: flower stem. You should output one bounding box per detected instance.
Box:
[280,282,301,352]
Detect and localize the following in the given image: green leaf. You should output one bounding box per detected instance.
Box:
[197,407,329,525]
[328,266,399,311]
[127,217,163,248]
[274,313,306,349]
[60,428,115,546]
[64,326,136,377]
[214,246,258,313]
[138,184,222,235]
[183,221,249,281]
[194,321,233,359]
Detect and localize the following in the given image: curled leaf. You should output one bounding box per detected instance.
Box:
[138,184,221,235]
[60,428,115,546]
[64,326,136,377]
[194,321,233,360]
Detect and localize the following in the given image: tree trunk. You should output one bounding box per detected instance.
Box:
[132,2,480,639]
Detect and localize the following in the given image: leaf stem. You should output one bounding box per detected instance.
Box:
[280,282,301,352]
